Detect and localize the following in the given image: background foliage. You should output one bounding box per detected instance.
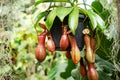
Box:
[0,0,120,80]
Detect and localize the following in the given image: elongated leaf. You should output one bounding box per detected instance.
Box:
[56,7,73,22]
[71,68,87,80]
[71,69,80,80]
[47,59,68,80]
[91,11,105,31]
[86,10,97,30]
[35,0,69,6]
[100,10,110,21]
[96,55,114,73]
[91,1,103,13]
[68,6,79,35]
[96,33,113,60]
[47,66,57,80]
[80,8,97,30]
[95,55,114,80]
[80,8,105,31]
[45,9,56,30]
[60,59,76,79]
[34,11,48,28]
[98,71,112,80]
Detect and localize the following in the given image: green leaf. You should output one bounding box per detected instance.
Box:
[95,55,114,80]
[45,9,56,30]
[91,11,105,31]
[86,10,97,30]
[35,0,69,6]
[47,65,57,80]
[71,69,80,80]
[91,1,103,13]
[96,33,113,60]
[34,11,48,28]
[68,6,79,35]
[56,7,73,22]
[80,9,105,31]
[47,59,68,80]
[96,55,114,72]
[100,10,110,21]
[80,8,97,30]
[60,59,76,79]
[71,68,88,80]
[98,71,112,80]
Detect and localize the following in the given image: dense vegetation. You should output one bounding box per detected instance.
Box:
[0,0,120,80]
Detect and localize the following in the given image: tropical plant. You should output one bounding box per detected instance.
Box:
[0,0,119,80]
[32,0,120,80]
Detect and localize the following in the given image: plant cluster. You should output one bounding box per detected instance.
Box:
[34,0,108,80]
